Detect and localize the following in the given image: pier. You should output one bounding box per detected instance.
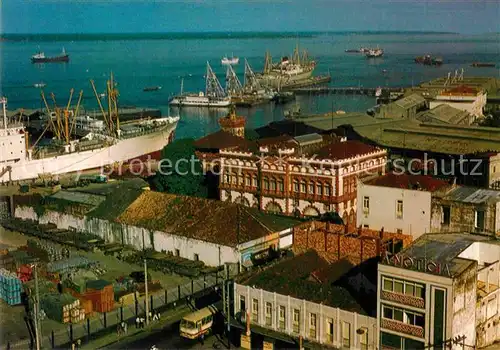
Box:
[293,86,406,96]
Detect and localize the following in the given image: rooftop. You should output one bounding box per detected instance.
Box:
[393,93,427,109]
[294,133,323,147]
[194,130,250,151]
[237,250,368,315]
[416,104,470,125]
[363,172,452,192]
[254,119,326,139]
[442,186,500,204]
[439,85,481,96]
[316,140,383,161]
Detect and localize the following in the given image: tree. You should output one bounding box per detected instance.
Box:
[149,138,208,198]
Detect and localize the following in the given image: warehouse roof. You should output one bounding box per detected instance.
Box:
[238,250,369,314]
[393,93,426,109]
[416,104,471,125]
[442,186,500,204]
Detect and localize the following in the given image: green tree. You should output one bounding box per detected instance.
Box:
[149,138,208,198]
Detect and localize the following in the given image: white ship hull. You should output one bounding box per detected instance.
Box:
[256,69,314,89]
[1,120,178,183]
[169,95,231,108]
[221,57,239,65]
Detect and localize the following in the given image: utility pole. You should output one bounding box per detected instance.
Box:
[33,263,41,350]
[144,259,149,326]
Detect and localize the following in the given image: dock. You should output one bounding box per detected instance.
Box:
[281,75,332,91]
[293,86,406,96]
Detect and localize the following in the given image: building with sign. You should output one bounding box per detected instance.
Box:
[377,233,500,349]
[429,85,487,120]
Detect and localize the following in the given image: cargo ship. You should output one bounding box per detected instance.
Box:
[415,55,443,66]
[143,86,162,92]
[0,77,179,183]
[366,47,384,58]
[255,45,317,89]
[221,55,239,65]
[169,62,231,107]
[471,62,496,68]
[31,48,69,63]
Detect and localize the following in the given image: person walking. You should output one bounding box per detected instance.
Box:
[201,333,205,346]
[135,316,140,329]
[76,339,81,350]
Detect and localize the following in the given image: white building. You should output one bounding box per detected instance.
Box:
[429,85,487,120]
[233,250,378,349]
[378,233,500,349]
[356,173,452,239]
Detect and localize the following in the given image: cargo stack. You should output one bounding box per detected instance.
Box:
[27,239,67,262]
[84,280,114,313]
[0,252,15,271]
[41,293,83,323]
[17,264,33,283]
[0,268,22,305]
[47,256,92,275]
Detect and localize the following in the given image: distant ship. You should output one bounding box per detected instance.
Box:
[415,55,443,66]
[366,48,384,58]
[143,86,162,92]
[221,55,239,65]
[33,83,46,88]
[31,48,69,63]
[169,62,231,108]
[345,47,370,53]
[471,62,496,68]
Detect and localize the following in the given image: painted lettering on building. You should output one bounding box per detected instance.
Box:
[382,252,452,277]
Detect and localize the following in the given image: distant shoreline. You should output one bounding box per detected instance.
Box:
[0,31,462,42]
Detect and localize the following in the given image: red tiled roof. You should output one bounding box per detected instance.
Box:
[441,85,479,96]
[316,140,382,161]
[194,130,251,151]
[364,172,451,192]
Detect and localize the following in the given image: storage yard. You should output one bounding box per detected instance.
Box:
[0,224,195,347]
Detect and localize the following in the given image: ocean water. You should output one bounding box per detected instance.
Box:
[1,32,499,139]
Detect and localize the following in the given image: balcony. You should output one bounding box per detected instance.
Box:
[381,291,425,309]
[220,183,257,194]
[381,319,424,338]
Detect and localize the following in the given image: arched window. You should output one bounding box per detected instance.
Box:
[252,175,258,187]
[231,172,237,184]
[300,181,306,193]
[225,173,230,184]
[278,179,284,192]
[263,177,270,190]
[238,173,244,186]
[324,184,331,196]
[245,174,251,186]
[316,183,323,196]
[309,182,315,194]
[270,178,277,191]
[293,179,299,192]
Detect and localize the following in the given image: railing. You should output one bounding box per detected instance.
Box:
[381,291,425,309]
[381,318,424,338]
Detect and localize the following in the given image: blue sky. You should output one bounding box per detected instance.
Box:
[2,0,499,34]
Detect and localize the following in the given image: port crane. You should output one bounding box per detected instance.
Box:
[90,72,120,138]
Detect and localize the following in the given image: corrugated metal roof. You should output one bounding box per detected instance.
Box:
[51,190,105,206]
[393,93,426,109]
[444,187,500,204]
[293,133,323,146]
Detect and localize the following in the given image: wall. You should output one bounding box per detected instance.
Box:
[489,153,500,188]
[356,182,432,239]
[475,262,500,348]
[234,283,377,349]
[451,264,477,350]
[430,92,486,118]
[14,206,241,267]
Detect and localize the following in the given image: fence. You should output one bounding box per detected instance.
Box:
[4,267,236,350]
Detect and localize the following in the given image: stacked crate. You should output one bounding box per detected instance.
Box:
[0,268,22,305]
[27,239,66,262]
[41,293,83,323]
[84,280,114,313]
[0,252,15,271]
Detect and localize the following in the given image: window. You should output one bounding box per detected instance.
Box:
[194,253,199,261]
[252,299,259,322]
[225,173,230,183]
[270,178,277,191]
[293,180,299,192]
[326,318,334,343]
[382,305,424,328]
[300,181,306,193]
[265,302,272,326]
[309,313,317,339]
[342,321,350,348]
[239,296,246,315]
[309,182,315,194]
[363,224,369,229]
[324,184,331,196]
[175,249,180,257]
[316,183,323,195]
[359,328,368,350]
[231,173,237,184]
[278,306,286,330]
[263,178,270,190]
[382,277,425,299]
[245,175,251,186]
[396,200,403,219]
[442,205,451,225]
[278,179,284,192]
[252,175,258,187]
[475,210,485,230]
[397,229,403,234]
[238,174,244,186]
[363,196,370,213]
[293,309,300,333]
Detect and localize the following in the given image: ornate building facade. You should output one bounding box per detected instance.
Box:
[217,135,388,226]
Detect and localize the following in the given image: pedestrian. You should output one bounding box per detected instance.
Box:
[149,311,153,321]
[140,317,145,328]
[135,316,140,329]
[76,339,81,349]
[123,322,128,334]
[201,333,205,345]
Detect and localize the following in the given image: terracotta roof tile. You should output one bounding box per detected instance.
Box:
[364,172,451,192]
[194,130,251,151]
[316,140,383,161]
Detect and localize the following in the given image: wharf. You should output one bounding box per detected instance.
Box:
[293,86,405,96]
[281,75,332,91]
[232,96,270,108]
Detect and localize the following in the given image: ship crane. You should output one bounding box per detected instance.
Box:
[205,63,226,99]
[90,72,120,138]
[225,64,243,97]
[243,59,261,93]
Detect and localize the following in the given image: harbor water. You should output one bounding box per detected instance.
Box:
[1,32,499,139]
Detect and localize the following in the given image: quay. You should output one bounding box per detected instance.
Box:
[293,86,405,96]
[281,74,332,90]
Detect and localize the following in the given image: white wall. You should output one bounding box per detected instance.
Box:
[356,182,431,239]
[458,242,500,266]
[429,91,486,119]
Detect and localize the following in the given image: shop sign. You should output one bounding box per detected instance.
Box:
[382,252,452,277]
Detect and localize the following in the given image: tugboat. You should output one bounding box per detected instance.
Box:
[471,62,496,68]
[366,47,383,58]
[31,48,69,63]
[415,55,443,66]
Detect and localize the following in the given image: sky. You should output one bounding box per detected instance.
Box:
[1,0,500,35]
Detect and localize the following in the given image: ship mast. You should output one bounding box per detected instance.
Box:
[1,97,7,130]
[205,62,226,98]
[243,59,261,93]
[225,64,243,97]
[264,51,272,74]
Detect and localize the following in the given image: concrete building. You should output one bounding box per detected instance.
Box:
[233,250,378,349]
[416,104,473,126]
[430,85,487,120]
[356,173,453,238]
[430,186,500,238]
[12,184,302,267]
[376,94,427,119]
[217,135,387,225]
[378,233,500,349]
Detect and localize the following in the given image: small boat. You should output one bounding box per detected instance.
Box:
[471,62,496,68]
[31,48,69,63]
[221,55,239,65]
[143,86,162,92]
[345,49,360,53]
[33,83,46,88]
[415,55,443,66]
[366,48,383,58]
